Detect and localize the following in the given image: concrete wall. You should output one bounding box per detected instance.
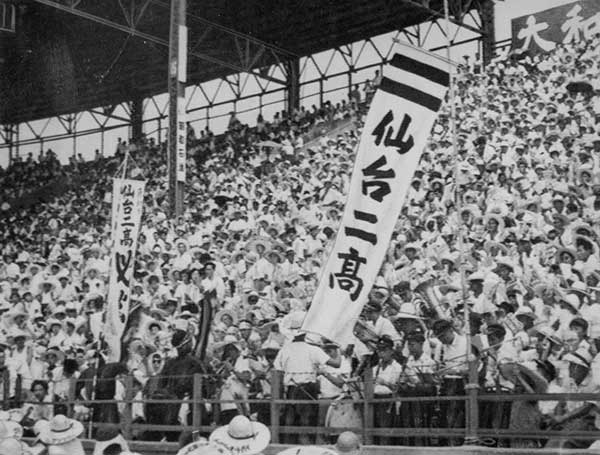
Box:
[77,439,600,455]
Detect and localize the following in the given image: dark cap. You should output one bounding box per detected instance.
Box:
[405,331,425,343]
[377,335,394,350]
[569,317,589,332]
[432,319,453,336]
[364,301,382,313]
[486,323,506,339]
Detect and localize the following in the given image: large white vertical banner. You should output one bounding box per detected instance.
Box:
[176,24,188,183]
[105,178,146,362]
[302,50,450,344]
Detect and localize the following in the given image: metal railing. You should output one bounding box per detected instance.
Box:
[5,369,600,447]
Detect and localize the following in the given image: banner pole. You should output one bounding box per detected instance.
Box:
[443,0,479,445]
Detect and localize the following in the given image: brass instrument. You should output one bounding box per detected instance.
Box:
[414,278,446,321]
[352,319,379,350]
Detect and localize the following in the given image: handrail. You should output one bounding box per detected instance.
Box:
[7,369,600,446]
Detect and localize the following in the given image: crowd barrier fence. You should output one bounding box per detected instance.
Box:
[5,368,600,446]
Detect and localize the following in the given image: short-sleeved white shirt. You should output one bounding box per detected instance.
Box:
[274,340,330,386]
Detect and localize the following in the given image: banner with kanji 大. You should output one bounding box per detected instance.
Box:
[511,0,600,55]
[302,48,449,345]
[105,178,146,362]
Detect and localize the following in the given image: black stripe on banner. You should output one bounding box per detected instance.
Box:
[379,77,443,112]
[390,54,450,87]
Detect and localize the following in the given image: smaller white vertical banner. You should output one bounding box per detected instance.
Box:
[105,178,146,362]
[176,96,187,182]
[178,25,188,84]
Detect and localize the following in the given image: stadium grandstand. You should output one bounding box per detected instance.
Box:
[1,0,600,454]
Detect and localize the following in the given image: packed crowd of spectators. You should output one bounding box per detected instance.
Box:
[1,33,600,451]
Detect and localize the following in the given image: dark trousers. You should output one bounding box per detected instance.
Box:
[439,377,465,446]
[283,383,319,445]
[374,394,395,445]
[399,385,435,446]
[479,387,512,447]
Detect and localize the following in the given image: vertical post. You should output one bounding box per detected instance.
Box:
[443,0,479,443]
[14,374,21,409]
[100,128,105,157]
[122,375,134,440]
[286,58,300,114]
[14,124,19,160]
[319,79,324,106]
[67,377,77,418]
[270,370,281,444]
[479,0,495,66]
[362,367,374,445]
[4,125,14,166]
[2,369,9,410]
[192,373,203,429]
[69,115,76,158]
[167,0,187,218]
[130,95,144,144]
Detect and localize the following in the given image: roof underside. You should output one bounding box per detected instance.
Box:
[0,0,480,124]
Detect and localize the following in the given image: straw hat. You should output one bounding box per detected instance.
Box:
[564,346,594,369]
[39,414,84,445]
[214,309,238,326]
[334,430,363,455]
[177,440,228,455]
[40,348,65,364]
[278,447,338,455]
[0,419,23,440]
[0,438,30,455]
[210,415,270,455]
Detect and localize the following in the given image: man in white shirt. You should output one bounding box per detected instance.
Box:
[362,301,402,343]
[172,241,192,271]
[316,341,352,444]
[401,331,436,446]
[481,323,518,442]
[432,319,470,445]
[274,332,340,444]
[372,336,402,445]
[200,262,225,303]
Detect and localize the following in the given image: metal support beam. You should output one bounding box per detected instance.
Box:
[286,58,300,113]
[130,95,144,143]
[167,0,186,217]
[397,0,483,36]
[479,0,495,66]
[31,0,294,77]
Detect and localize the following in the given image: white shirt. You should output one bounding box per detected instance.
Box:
[372,316,402,342]
[319,356,352,398]
[404,352,435,385]
[274,340,330,386]
[373,360,402,395]
[434,333,469,375]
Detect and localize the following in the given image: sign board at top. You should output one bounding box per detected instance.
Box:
[511,0,600,54]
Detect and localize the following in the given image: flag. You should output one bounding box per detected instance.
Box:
[105,178,146,362]
[302,48,450,344]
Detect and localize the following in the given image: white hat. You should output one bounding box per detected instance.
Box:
[176,440,228,455]
[39,414,84,445]
[467,271,485,282]
[0,419,23,440]
[564,346,593,369]
[278,448,338,455]
[0,438,28,455]
[560,293,581,312]
[209,415,271,455]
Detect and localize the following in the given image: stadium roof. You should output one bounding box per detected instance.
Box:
[1,0,481,124]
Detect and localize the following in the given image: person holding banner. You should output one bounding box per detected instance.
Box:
[273,330,341,445]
